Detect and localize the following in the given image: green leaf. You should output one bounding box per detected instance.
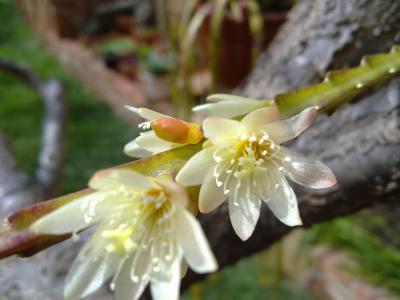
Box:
[0,144,201,258]
[276,45,400,117]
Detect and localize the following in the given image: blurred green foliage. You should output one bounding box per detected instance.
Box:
[0,1,134,194]
[0,1,399,299]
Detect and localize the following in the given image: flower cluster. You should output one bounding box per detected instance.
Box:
[31,94,337,300]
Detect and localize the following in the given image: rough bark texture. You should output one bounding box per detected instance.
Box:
[183,0,400,288]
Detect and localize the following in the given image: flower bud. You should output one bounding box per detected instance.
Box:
[151,117,203,144]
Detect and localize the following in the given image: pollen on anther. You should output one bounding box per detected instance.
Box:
[275,184,280,189]
[356,82,364,89]
[389,68,397,74]
[284,156,292,162]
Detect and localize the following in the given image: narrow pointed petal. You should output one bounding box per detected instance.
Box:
[135,131,180,153]
[277,147,337,189]
[114,253,150,300]
[64,246,120,299]
[264,171,302,226]
[31,193,105,235]
[241,106,280,131]
[156,178,189,206]
[228,193,261,241]
[89,169,155,192]
[125,106,168,121]
[150,259,181,300]
[113,169,156,190]
[260,107,318,144]
[176,148,215,186]
[124,140,153,158]
[203,118,244,143]
[199,169,226,213]
[175,205,217,273]
[193,99,263,118]
[206,93,256,102]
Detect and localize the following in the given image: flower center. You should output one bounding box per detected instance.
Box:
[212,133,280,204]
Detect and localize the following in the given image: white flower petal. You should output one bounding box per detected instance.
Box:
[89,169,155,192]
[31,193,106,235]
[180,260,189,278]
[64,242,120,299]
[260,107,317,144]
[175,204,218,273]
[193,99,263,118]
[277,147,337,189]
[199,169,226,213]
[156,178,189,207]
[206,93,255,102]
[241,106,280,132]
[135,131,180,153]
[203,118,244,143]
[113,169,156,190]
[124,140,153,158]
[126,106,168,121]
[114,251,151,300]
[228,182,261,241]
[176,148,215,186]
[264,170,302,226]
[150,258,181,300]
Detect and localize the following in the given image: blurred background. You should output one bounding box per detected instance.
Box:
[0,0,399,299]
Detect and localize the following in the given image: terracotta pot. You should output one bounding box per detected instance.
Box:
[201,9,287,89]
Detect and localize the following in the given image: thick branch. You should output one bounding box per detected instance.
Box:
[183,0,400,288]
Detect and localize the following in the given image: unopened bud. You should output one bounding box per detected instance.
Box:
[151,117,203,144]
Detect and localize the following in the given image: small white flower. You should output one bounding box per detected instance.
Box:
[31,170,217,300]
[177,106,336,241]
[192,94,272,118]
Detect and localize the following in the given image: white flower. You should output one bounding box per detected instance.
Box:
[192,94,272,118]
[124,106,202,158]
[31,169,217,300]
[176,106,336,241]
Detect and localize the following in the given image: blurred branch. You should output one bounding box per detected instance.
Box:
[0,59,65,217]
[183,0,400,288]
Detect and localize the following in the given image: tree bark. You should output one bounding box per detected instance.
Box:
[0,60,65,219]
[182,0,400,288]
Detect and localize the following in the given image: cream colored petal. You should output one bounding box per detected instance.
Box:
[135,131,180,153]
[125,106,169,121]
[64,246,120,299]
[156,178,189,207]
[260,107,317,144]
[124,140,153,158]
[114,252,150,300]
[241,106,280,132]
[199,169,226,213]
[277,147,337,189]
[89,169,155,192]
[206,93,255,102]
[228,188,261,241]
[193,99,264,118]
[180,260,189,278]
[203,118,244,143]
[150,258,181,300]
[263,170,302,226]
[176,148,215,186]
[114,169,156,190]
[31,193,106,235]
[175,205,218,273]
